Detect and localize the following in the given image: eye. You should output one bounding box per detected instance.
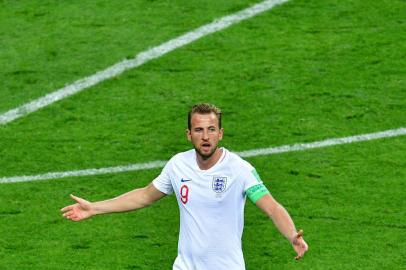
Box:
[209,127,216,132]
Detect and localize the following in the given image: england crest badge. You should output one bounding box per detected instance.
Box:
[212,177,227,193]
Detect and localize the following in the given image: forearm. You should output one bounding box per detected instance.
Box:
[255,195,308,258]
[269,203,297,243]
[92,187,155,215]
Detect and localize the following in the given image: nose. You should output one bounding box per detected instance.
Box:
[202,129,209,140]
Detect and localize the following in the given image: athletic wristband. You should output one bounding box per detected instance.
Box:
[246,184,270,203]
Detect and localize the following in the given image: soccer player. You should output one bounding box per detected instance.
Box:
[61,103,308,269]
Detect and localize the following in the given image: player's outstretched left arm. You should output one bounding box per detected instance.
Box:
[255,194,309,260]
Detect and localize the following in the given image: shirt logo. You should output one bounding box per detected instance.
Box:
[181,178,192,182]
[212,177,227,193]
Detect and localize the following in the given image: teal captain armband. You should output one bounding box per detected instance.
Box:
[246,184,270,203]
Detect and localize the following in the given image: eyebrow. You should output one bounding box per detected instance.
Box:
[193,125,216,130]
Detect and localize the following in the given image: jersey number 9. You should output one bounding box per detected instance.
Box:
[180,185,189,204]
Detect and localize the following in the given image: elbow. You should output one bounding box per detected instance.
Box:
[138,188,155,208]
[139,199,152,208]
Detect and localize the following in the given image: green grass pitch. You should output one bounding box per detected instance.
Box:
[0,0,405,269]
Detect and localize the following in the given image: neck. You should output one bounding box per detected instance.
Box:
[196,147,223,170]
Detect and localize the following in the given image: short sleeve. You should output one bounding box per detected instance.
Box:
[238,160,264,192]
[152,160,174,195]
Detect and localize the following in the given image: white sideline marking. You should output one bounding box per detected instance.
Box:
[1,127,405,184]
[0,0,289,125]
[0,161,167,184]
[237,127,406,157]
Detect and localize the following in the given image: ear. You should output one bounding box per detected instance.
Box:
[186,129,192,141]
[219,128,224,141]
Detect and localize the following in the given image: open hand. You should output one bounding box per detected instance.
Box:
[61,194,94,222]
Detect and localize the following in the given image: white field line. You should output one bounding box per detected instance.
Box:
[0,127,405,184]
[0,0,289,125]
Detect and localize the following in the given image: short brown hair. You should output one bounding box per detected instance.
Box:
[188,103,222,130]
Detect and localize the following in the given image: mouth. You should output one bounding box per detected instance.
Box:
[201,142,211,151]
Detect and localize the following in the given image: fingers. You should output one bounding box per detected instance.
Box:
[64,213,81,222]
[295,242,307,260]
[62,209,73,217]
[61,208,76,219]
[60,195,81,213]
[60,195,81,220]
[295,248,305,260]
[293,229,308,260]
[62,209,75,219]
[60,194,90,222]
[60,205,74,213]
[61,209,84,222]
[70,194,85,204]
[291,229,303,245]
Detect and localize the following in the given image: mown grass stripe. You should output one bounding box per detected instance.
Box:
[1,127,404,184]
[0,0,289,125]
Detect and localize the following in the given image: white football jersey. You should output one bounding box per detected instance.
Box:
[153,148,264,270]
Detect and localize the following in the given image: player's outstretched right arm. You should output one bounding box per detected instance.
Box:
[61,183,166,222]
